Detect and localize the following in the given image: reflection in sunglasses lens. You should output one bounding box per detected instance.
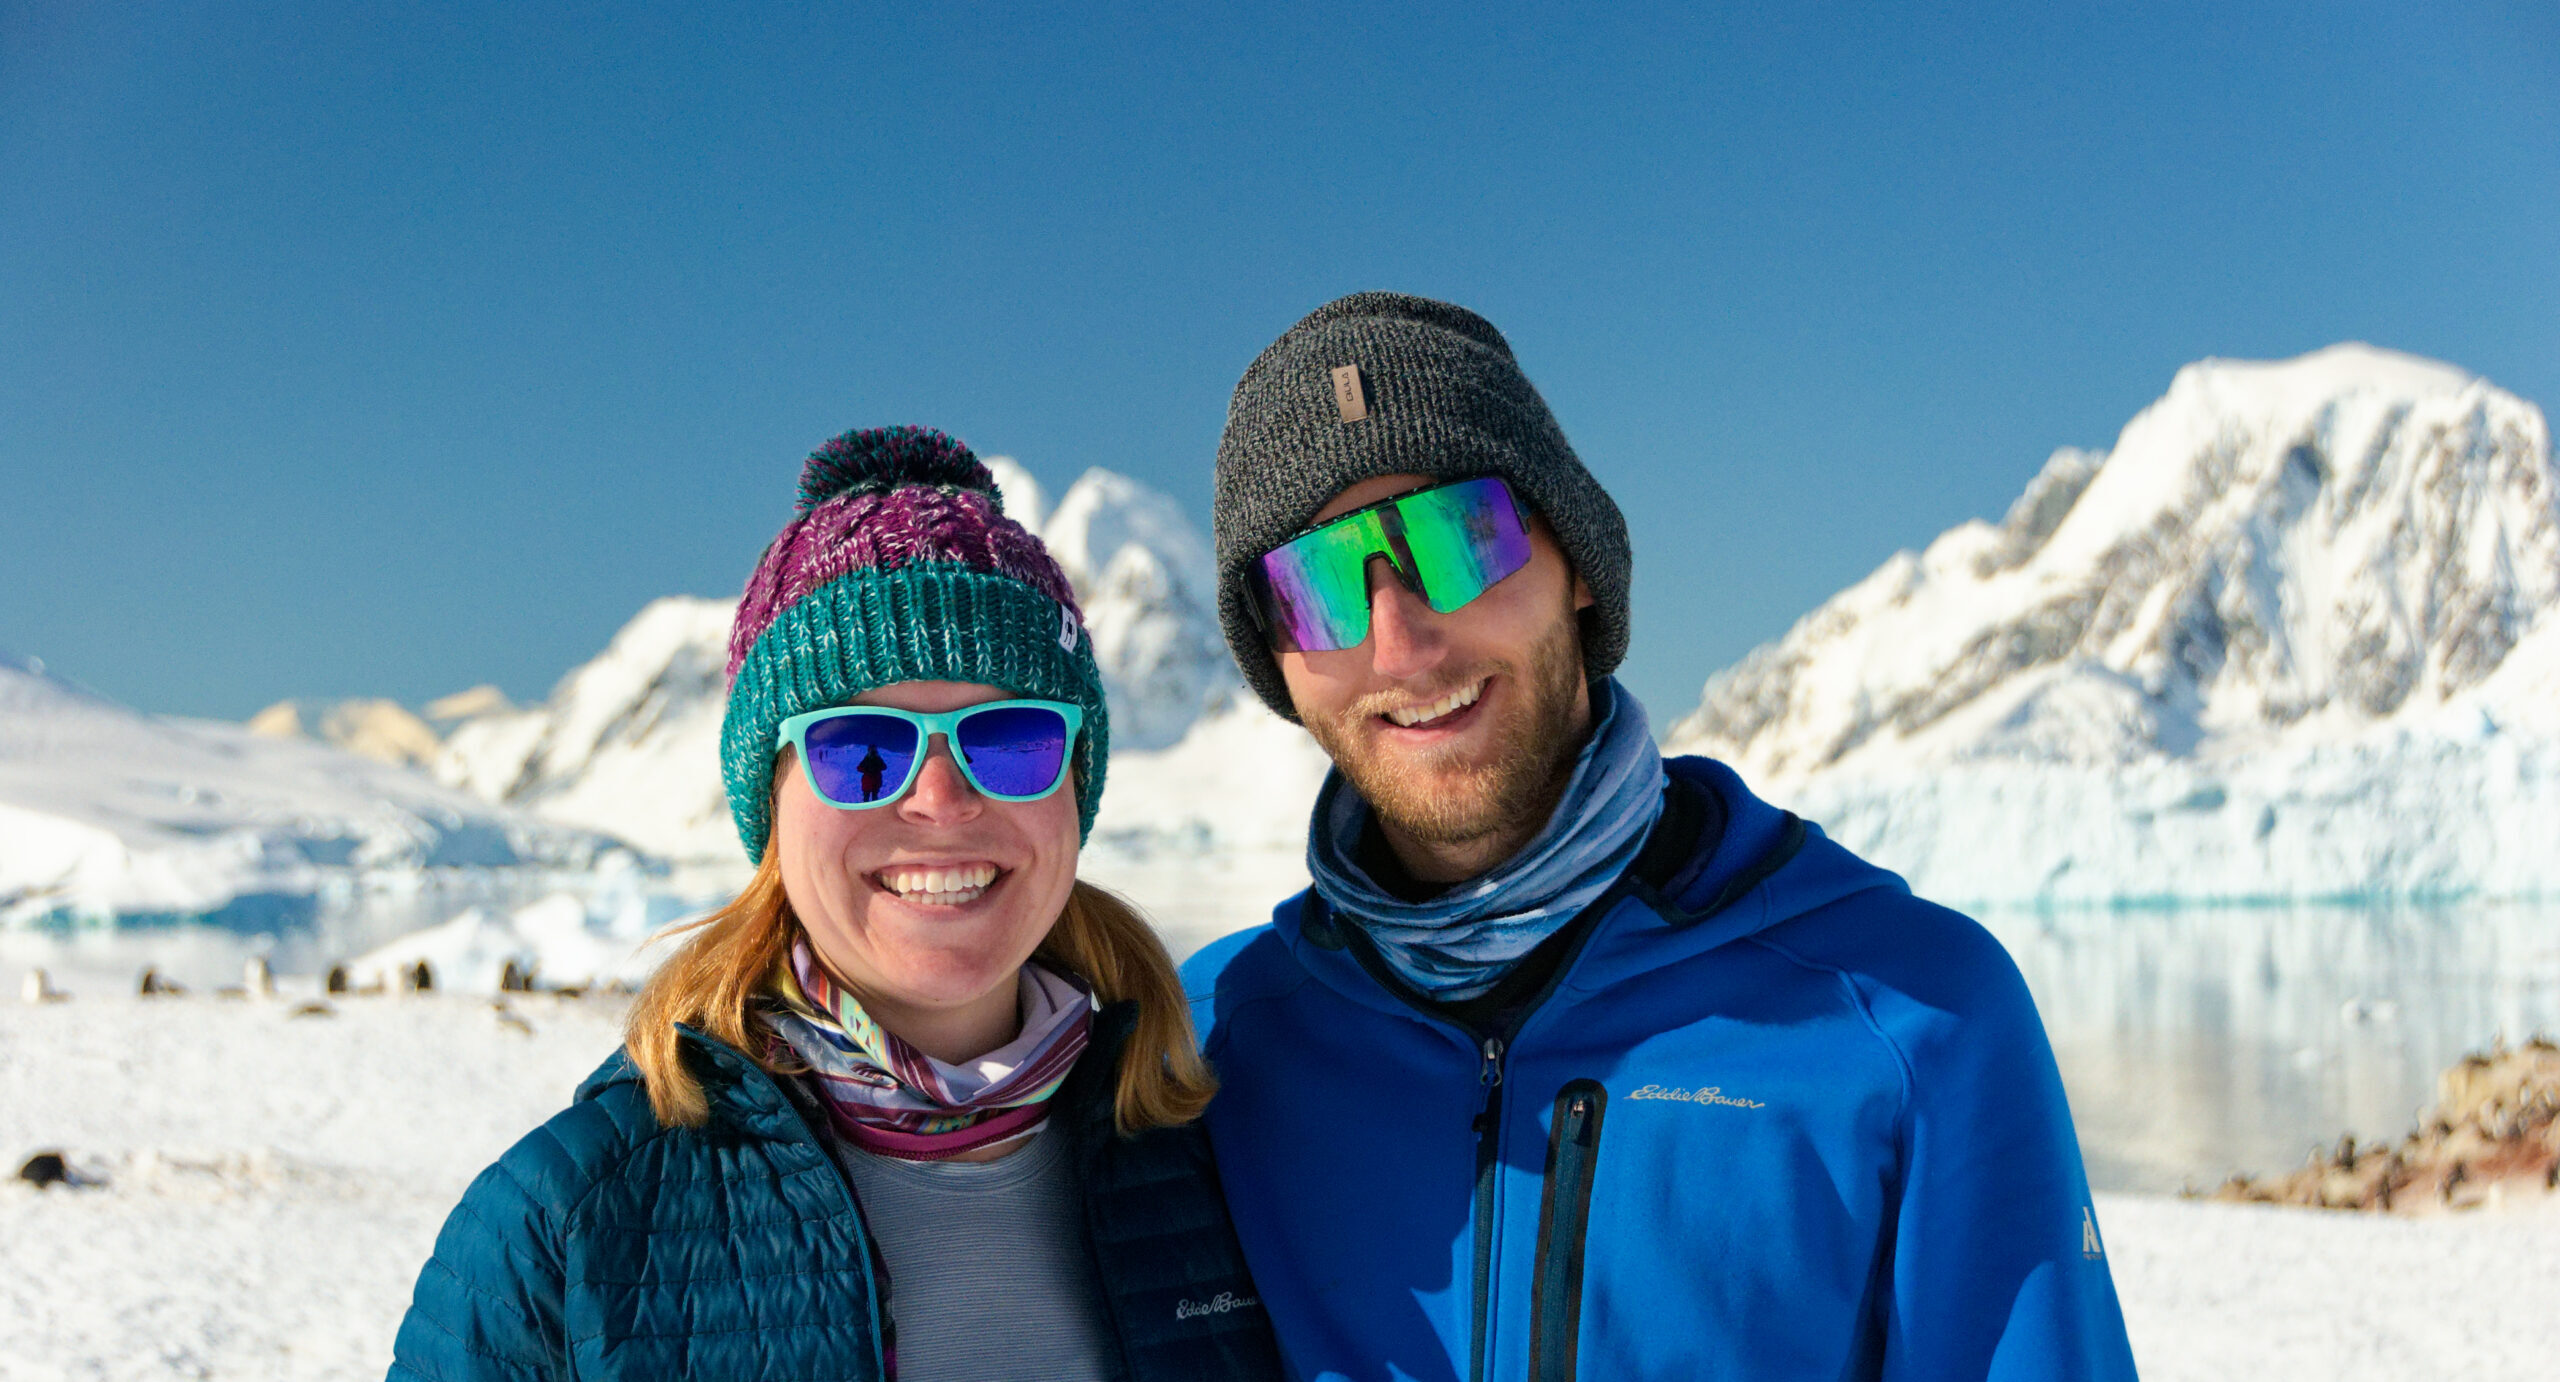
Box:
[805,713,921,804]
[955,705,1070,797]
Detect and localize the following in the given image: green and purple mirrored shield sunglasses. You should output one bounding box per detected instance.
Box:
[1248,475,1533,652]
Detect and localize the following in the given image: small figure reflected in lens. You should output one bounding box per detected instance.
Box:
[857,746,887,802]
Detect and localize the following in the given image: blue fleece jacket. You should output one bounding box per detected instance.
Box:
[1181,756,2137,1382]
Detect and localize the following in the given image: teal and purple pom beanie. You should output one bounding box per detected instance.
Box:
[720,426,1108,861]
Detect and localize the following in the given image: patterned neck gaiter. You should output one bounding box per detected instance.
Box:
[763,938,1094,1161]
[1306,677,1667,1003]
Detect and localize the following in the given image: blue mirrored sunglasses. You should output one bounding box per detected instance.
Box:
[775,699,1084,810]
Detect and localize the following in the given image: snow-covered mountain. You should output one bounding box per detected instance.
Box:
[435,597,740,864]
[0,652,623,927]
[1664,344,2560,904]
[986,459,1236,751]
[434,460,1272,864]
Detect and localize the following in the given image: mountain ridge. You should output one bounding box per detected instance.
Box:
[1666,343,2560,903]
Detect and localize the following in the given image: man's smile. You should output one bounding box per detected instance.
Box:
[1379,677,1488,730]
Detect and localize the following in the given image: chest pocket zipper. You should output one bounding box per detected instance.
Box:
[1528,1078,1609,1382]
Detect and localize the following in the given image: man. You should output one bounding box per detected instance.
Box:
[1181,293,2138,1381]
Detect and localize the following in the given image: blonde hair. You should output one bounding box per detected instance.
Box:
[622,849,1216,1135]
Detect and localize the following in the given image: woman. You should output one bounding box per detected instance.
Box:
[389,427,1282,1382]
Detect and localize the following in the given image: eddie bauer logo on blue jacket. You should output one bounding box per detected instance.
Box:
[1623,1082,1764,1107]
[1182,756,2141,1382]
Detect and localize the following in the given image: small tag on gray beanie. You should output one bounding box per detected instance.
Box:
[1330,365,1369,422]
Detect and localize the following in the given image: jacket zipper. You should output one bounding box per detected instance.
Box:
[1469,1034,1507,1382]
[1528,1079,1608,1382]
[1329,893,1631,1382]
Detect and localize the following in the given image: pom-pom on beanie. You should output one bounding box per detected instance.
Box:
[720,425,1109,861]
[1211,292,1632,721]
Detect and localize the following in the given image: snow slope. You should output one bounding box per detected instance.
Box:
[432,459,1283,865]
[1079,686,1331,949]
[1665,345,2560,904]
[0,653,622,928]
[434,596,741,865]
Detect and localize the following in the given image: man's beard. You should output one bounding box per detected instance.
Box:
[1302,606,1590,850]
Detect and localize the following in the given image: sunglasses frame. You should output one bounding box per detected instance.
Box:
[1246,474,1533,652]
[775,699,1085,811]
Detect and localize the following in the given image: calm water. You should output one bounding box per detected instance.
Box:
[1975,902,2560,1192]
[10,851,2558,1196]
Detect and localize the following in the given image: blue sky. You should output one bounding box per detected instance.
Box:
[4,2,2555,725]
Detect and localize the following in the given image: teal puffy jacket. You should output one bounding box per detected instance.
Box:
[388,1004,1282,1381]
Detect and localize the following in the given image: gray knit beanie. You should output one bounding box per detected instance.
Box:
[1212,291,1632,721]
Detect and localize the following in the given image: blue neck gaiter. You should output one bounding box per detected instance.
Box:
[1306,677,1667,1002]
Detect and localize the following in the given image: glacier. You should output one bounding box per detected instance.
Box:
[0,651,625,929]
[1664,344,2560,904]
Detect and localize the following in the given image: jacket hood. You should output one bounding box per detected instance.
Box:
[1650,757,1904,943]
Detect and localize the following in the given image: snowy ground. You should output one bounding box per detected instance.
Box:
[0,994,627,1382]
[4,996,2555,1381]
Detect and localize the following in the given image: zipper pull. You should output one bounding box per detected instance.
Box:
[1472,1036,1508,1134]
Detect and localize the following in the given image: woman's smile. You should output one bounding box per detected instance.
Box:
[868,861,1004,907]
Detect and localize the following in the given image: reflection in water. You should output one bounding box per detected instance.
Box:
[1979,903,2560,1192]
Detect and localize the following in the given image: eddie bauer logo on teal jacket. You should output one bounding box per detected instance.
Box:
[1181,756,2140,1381]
